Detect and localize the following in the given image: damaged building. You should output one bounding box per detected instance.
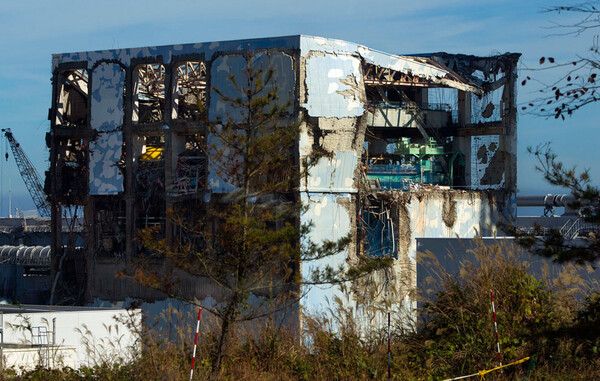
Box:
[46,36,519,321]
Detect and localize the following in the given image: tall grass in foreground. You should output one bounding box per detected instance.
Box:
[2,240,600,380]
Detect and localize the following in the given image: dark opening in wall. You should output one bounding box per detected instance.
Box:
[55,137,88,202]
[55,69,88,127]
[171,134,207,195]
[134,134,165,229]
[360,205,397,259]
[362,64,468,190]
[94,196,126,259]
[133,63,165,124]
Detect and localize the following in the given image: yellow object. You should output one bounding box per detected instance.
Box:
[140,147,163,161]
[442,357,531,381]
[478,357,531,378]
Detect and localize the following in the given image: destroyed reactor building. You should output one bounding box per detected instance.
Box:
[47,35,519,315]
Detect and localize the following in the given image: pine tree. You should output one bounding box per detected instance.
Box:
[137,52,391,377]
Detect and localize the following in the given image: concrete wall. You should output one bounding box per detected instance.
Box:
[1,306,140,368]
[2,346,77,371]
[352,190,513,327]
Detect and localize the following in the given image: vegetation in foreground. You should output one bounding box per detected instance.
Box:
[2,242,599,380]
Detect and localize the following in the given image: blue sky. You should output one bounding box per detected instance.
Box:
[0,0,597,215]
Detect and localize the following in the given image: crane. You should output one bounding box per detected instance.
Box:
[1,128,51,217]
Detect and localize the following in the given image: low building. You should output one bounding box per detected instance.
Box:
[0,304,140,371]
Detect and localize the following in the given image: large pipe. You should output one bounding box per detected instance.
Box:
[0,245,50,266]
[516,194,577,207]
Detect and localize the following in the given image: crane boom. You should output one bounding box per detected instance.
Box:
[1,128,51,217]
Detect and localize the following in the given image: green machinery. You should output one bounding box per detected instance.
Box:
[366,138,464,190]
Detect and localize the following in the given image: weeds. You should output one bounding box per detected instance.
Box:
[3,241,599,380]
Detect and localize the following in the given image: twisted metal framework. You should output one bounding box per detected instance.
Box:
[175,61,207,99]
[135,63,166,100]
[363,63,435,87]
[2,128,51,217]
[63,69,88,96]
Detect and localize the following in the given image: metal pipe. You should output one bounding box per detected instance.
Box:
[0,245,51,266]
[52,317,56,346]
[52,317,56,368]
[1,311,4,373]
[516,194,577,207]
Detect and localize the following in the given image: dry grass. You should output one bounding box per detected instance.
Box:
[3,240,600,380]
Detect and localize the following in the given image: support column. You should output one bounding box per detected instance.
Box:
[164,67,174,245]
[124,66,135,265]
[458,90,471,126]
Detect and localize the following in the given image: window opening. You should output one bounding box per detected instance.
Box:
[133,64,165,124]
[56,69,88,127]
[173,61,208,121]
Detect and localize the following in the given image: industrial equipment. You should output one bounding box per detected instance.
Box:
[1,128,51,217]
[366,137,463,189]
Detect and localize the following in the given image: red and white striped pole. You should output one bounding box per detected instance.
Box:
[190,307,202,381]
[387,311,391,381]
[490,290,503,374]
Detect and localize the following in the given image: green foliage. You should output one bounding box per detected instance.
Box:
[405,241,600,379]
[508,143,600,264]
[530,144,600,226]
[517,3,600,264]
[412,245,556,377]
[132,52,389,378]
[577,291,600,324]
